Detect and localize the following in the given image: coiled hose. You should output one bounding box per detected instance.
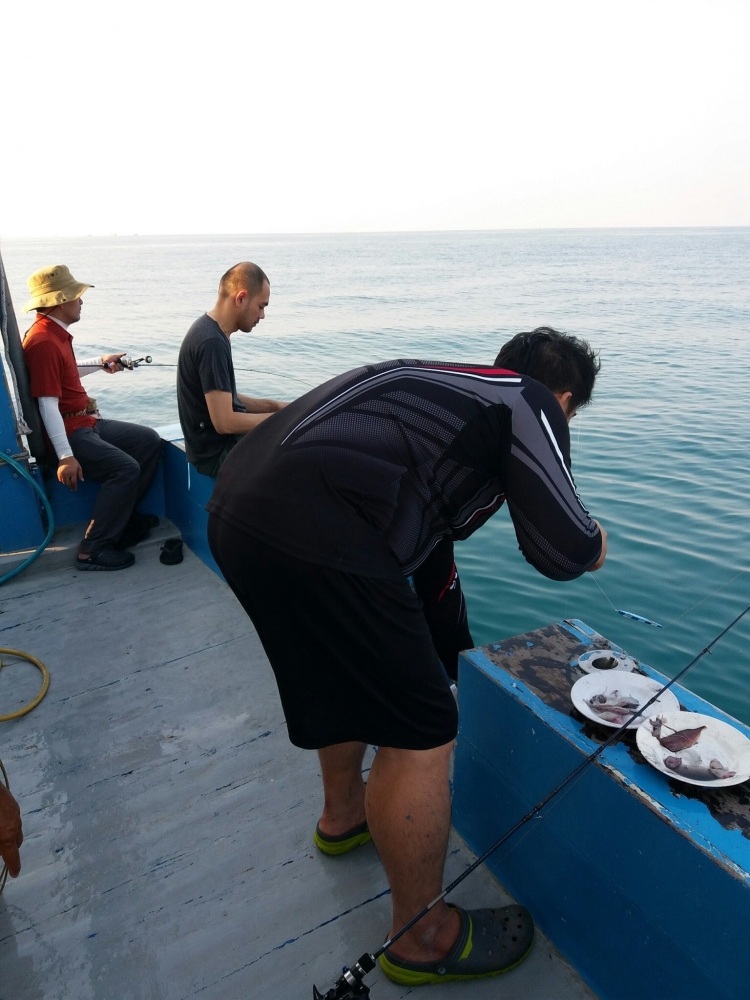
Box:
[0,648,51,722]
[0,451,54,584]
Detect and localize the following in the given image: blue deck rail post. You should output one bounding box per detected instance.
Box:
[0,255,47,553]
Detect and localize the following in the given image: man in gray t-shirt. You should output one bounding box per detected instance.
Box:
[177,261,287,476]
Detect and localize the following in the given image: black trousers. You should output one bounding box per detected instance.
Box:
[69,418,162,552]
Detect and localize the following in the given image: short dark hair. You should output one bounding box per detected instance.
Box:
[219,261,269,298]
[494,327,600,410]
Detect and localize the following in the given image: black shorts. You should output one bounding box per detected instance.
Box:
[208,515,458,750]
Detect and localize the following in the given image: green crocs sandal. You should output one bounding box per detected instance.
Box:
[378,903,534,985]
[313,820,372,856]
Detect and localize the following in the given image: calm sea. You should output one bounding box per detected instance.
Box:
[3,229,749,724]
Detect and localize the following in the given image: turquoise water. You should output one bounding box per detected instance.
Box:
[3,229,749,723]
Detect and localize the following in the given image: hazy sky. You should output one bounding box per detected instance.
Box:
[3,0,748,236]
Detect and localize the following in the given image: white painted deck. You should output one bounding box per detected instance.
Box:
[0,525,596,1000]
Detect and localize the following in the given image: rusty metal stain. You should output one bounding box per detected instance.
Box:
[484,622,604,714]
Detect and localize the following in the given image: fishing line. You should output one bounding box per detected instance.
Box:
[590,566,748,630]
[589,573,664,627]
[666,567,747,626]
[133,360,316,389]
[313,603,750,999]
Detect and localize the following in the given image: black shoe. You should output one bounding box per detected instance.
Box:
[76,547,135,571]
[159,538,184,565]
[115,512,160,550]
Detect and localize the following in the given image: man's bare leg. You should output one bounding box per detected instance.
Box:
[365,741,461,963]
[317,741,367,837]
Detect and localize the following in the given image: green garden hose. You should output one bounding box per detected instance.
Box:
[0,451,54,584]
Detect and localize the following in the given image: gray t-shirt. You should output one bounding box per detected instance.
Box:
[176,314,246,466]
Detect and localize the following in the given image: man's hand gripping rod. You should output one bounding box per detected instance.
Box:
[102,355,153,371]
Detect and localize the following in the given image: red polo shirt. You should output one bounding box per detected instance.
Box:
[23,315,97,434]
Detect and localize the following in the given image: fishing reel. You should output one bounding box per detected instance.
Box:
[312,953,375,999]
[119,355,153,370]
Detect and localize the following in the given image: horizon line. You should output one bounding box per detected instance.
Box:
[2,224,749,241]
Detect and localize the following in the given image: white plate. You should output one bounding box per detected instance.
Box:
[636,711,750,787]
[571,672,680,730]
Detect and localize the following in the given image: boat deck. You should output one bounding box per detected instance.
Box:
[0,525,595,1000]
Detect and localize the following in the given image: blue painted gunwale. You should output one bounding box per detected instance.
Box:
[453,622,750,1000]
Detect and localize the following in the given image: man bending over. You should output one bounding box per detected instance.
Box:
[206,328,607,987]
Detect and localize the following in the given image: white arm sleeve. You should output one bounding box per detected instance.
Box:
[76,356,103,376]
[38,397,74,460]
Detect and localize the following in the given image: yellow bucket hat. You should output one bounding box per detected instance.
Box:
[24,264,94,313]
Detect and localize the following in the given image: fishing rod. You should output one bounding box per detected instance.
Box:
[313,602,750,999]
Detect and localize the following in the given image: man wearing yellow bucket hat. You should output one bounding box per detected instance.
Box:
[22,264,162,571]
